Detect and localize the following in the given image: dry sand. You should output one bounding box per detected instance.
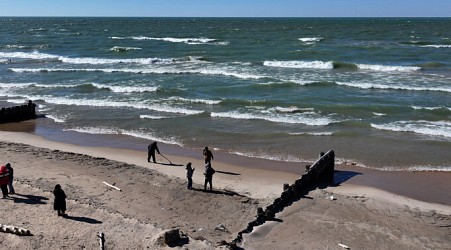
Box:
[0,129,450,249]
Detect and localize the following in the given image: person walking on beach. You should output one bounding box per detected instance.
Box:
[0,164,10,199]
[204,162,215,191]
[5,163,14,194]
[53,184,67,217]
[203,146,214,164]
[147,141,160,163]
[186,162,195,190]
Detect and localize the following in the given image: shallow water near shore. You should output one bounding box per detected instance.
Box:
[1,17,450,171]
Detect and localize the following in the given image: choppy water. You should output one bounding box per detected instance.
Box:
[1,17,450,171]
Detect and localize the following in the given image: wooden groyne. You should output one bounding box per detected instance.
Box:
[0,100,37,123]
[229,150,335,248]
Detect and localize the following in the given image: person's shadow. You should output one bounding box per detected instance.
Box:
[64,215,102,224]
[12,193,48,205]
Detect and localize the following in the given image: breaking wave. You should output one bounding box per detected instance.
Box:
[371,120,451,139]
[110,36,229,45]
[263,60,422,72]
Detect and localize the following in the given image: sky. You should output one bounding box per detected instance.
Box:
[0,0,450,17]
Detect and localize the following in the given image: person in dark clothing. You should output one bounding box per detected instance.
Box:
[203,146,214,164]
[204,162,215,191]
[5,163,14,194]
[186,162,195,190]
[53,184,67,217]
[147,141,160,163]
[0,164,10,199]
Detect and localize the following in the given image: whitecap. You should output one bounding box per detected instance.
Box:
[91,83,158,93]
[357,63,421,72]
[335,81,451,93]
[263,60,334,70]
[371,120,451,138]
[420,45,451,48]
[110,46,142,52]
[298,37,324,45]
[211,110,333,126]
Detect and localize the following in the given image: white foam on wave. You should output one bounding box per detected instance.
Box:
[420,45,451,48]
[139,114,168,120]
[45,114,67,123]
[289,131,334,136]
[264,60,334,70]
[166,96,221,105]
[211,110,334,126]
[273,106,313,113]
[110,46,142,52]
[298,37,324,45]
[30,95,204,115]
[412,105,451,111]
[0,51,59,60]
[91,83,158,93]
[371,120,451,138]
[357,63,421,72]
[10,66,265,80]
[64,126,182,146]
[231,151,306,163]
[336,81,451,93]
[0,51,193,65]
[381,165,451,172]
[0,81,158,93]
[110,36,229,45]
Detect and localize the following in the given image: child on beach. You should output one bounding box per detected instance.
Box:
[53,184,67,217]
[0,164,10,199]
[186,162,195,190]
[5,163,14,194]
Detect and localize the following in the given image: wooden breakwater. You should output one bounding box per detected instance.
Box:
[229,150,335,248]
[0,101,37,123]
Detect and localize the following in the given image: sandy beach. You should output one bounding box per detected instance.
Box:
[0,121,450,249]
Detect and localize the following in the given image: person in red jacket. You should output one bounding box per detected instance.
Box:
[0,165,10,199]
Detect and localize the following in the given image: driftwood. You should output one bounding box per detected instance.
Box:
[97,232,105,250]
[102,181,121,191]
[0,224,31,236]
[338,243,350,249]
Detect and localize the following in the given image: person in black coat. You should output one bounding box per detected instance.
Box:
[53,184,67,217]
[204,162,215,191]
[147,141,160,163]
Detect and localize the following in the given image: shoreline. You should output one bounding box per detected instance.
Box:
[1,121,450,249]
[1,120,451,207]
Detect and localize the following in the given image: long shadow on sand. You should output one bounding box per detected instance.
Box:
[216,170,241,176]
[64,215,103,224]
[192,188,246,197]
[154,162,184,167]
[333,170,362,186]
[12,193,49,205]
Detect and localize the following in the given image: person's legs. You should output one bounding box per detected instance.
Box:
[188,178,192,189]
[1,185,8,198]
[209,178,212,190]
[8,178,14,194]
[151,152,157,163]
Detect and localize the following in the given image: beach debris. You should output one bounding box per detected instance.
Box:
[102,181,121,191]
[338,243,350,249]
[154,228,188,247]
[0,224,31,236]
[214,223,230,233]
[330,195,336,201]
[97,232,105,250]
